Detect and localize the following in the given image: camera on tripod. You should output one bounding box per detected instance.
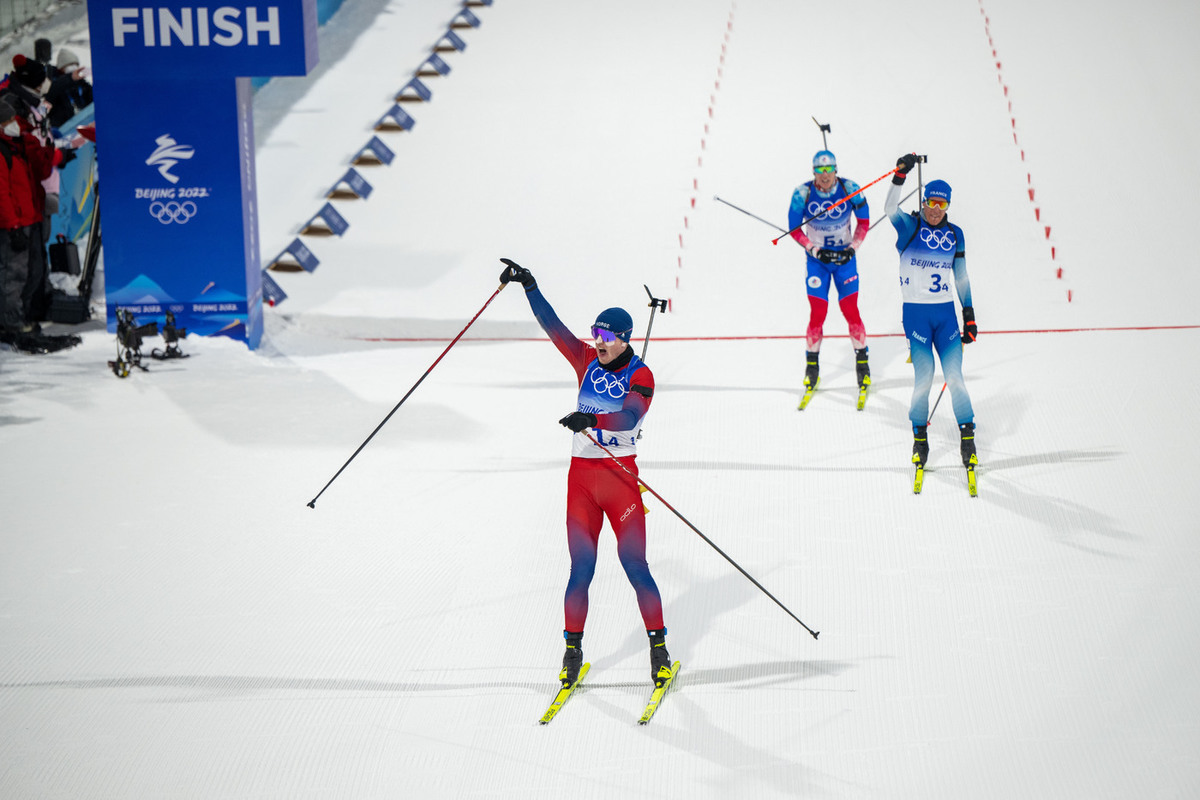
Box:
[108,307,189,377]
[108,308,157,377]
[153,310,188,360]
[116,308,158,352]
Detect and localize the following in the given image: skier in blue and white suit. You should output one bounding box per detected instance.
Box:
[886,154,979,469]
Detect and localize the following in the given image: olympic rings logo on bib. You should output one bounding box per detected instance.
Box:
[589,366,627,399]
[919,228,956,251]
[807,199,847,220]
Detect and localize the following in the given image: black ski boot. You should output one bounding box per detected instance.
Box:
[648,628,672,686]
[959,423,978,467]
[804,351,819,389]
[560,631,583,686]
[855,347,870,388]
[912,426,929,467]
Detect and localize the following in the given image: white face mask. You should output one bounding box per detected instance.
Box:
[38,78,51,94]
[2,121,19,137]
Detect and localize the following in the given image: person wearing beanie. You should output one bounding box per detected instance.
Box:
[46,47,93,127]
[0,97,57,335]
[1,55,52,139]
[498,257,674,692]
[888,155,979,490]
[11,54,48,94]
[55,47,80,72]
[787,149,874,408]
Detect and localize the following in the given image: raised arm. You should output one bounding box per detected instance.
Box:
[500,259,594,380]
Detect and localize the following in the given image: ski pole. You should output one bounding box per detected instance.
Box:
[714,195,787,233]
[916,154,927,209]
[584,431,820,640]
[641,284,668,361]
[927,382,947,425]
[307,282,508,508]
[772,165,900,245]
[868,187,919,232]
[812,117,831,150]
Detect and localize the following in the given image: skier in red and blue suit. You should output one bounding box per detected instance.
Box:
[499,258,672,688]
[788,149,872,392]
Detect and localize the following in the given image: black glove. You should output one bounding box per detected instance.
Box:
[961,306,977,344]
[893,154,917,185]
[559,412,598,432]
[7,228,28,253]
[815,248,838,264]
[57,148,77,168]
[829,247,855,266]
[499,257,536,290]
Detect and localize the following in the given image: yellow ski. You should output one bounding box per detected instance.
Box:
[539,662,590,725]
[798,378,820,410]
[637,661,681,725]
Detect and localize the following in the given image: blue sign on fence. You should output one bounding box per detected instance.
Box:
[452,9,481,28]
[268,237,320,272]
[395,77,432,102]
[353,136,395,166]
[327,168,372,200]
[86,0,318,348]
[261,270,288,305]
[418,53,451,77]
[375,104,416,132]
[435,30,467,52]
[302,202,350,236]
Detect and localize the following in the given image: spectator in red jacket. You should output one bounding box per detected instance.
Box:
[0,98,56,334]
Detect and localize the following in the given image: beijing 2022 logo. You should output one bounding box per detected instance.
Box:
[136,134,211,225]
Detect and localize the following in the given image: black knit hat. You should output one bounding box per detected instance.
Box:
[12,54,47,89]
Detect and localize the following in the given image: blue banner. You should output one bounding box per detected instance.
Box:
[87,0,317,79]
[85,0,317,348]
[96,78,263,343]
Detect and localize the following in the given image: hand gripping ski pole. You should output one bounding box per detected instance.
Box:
[641,284,668,361]
[584,431,819,639]
[772,165,900,246]
[307,282,508,509]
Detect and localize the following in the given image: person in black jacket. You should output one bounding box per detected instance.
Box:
[45,48,93,128]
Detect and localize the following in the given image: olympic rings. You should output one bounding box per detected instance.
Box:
[589,366,627,399]
[919,228,956,251]
[149,201,198,225]
[807,199,848,220]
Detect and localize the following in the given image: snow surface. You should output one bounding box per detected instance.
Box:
[3,0,1200,797]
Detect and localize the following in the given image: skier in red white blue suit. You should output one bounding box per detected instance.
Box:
[499,258,672,688]
[886,155,978,469]
[788,149,872,392]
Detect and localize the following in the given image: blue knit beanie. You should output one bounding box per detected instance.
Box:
[593,307,633,342]
[924,179,952,204]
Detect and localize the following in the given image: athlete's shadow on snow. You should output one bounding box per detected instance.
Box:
[977,448,1120,472]
[958,448,1136,557]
